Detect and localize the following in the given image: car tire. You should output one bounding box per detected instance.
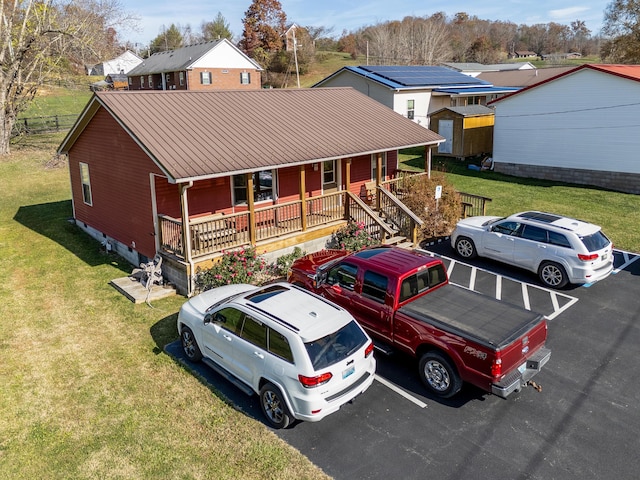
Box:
[259,383,292,429]
[455,236,477,259]
[418,352,462,398]
[538,261,569,289]
[180,326,203,362]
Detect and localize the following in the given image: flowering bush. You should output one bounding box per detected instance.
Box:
[330,221,380,252]
[195,247,272,291]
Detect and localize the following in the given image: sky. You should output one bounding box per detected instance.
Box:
[118,0,612,47]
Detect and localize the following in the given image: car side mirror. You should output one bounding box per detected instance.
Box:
[204,313,213,325]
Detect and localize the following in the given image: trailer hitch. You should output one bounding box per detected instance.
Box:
[527,380,543,392]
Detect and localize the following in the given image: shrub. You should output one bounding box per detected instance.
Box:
[330,221,381,251]
[195,247,271,291]
[274,247,306,277]
[401,173,462,238]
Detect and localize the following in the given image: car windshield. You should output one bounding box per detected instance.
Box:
[580,231,611,252]
[304,321,367,370]
[482,217,505,226]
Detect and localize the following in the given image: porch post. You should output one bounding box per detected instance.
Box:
[344,158,351,219]
[299,165,307,231]
[246,173,257,246]
[375,152,382,210]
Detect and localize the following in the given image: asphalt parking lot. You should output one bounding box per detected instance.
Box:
[168,245,640,480]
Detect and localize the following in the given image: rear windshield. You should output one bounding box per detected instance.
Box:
[580,231,610,252]
[305,321,368,370]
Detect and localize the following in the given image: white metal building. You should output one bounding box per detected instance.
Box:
[490,64,640,194]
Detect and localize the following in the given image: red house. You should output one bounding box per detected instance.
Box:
[58,88,443,295]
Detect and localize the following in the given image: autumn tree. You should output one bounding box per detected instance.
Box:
[239,0,287,64]
[601,0,640,63]
[149,24,184,54]
[0,0,135,155]
[201,12,233,41]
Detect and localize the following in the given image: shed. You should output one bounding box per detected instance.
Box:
[429,105,494,158]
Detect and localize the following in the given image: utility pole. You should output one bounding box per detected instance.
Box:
[293,29,300,88]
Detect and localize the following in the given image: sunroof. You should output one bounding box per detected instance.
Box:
[360,65,487,87]
[246,284,288,303]
[517,212,562,223]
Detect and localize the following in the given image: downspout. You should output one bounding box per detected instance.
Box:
[180,181,195,296]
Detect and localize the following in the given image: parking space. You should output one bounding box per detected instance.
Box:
[417,248,579,320]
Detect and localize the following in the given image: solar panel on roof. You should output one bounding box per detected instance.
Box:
[360,65,486,87]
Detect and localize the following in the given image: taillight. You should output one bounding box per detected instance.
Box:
[578,253,599,261]
[365,342,374,358]
[491,356,502,378]
[298,372,332,388]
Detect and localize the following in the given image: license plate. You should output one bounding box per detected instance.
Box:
[518,361,527,374]
[601,252,608,260]
[342,365,355,379]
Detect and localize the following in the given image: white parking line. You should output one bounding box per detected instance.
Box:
[613,250,640,274]
[374,375,428,409]
[419,248,579,320]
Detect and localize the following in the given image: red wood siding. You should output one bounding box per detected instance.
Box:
[68,108,165,259]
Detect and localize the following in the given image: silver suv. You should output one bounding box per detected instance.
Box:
[177,282,376,428]
[451,211,613,288]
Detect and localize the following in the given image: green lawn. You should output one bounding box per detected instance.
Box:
[399,151,640,253]
[0,134,329,480]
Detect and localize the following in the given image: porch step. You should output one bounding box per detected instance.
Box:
[383,235,407,246]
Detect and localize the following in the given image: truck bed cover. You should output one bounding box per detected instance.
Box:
[399,284,544,349]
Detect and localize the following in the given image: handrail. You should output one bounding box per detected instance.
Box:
[346,192,396,238]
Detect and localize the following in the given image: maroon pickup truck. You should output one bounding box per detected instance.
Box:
[288,246,551,399]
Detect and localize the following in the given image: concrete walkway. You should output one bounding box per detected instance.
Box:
[110,276,177,304]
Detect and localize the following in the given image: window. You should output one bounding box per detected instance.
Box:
[140,76,144,88]
[323,160,335,185]
[128,77,132,85]
[179,71,184,86]
[305,321,367,369]
[407,99,415,119]
[148,75,153,88]
[520,225,548,242]
[371,154,387,181]
[362,271,388,303]
[548,231,571,248]
[327,263,357,290]
[240,316,267,349]
[212,307,244,334]
[200,71,211,85]
[492,221,520,235]
[268,329,294,363]
[79,162,92,205]
[240,71,251,84]
[233,170,275,204]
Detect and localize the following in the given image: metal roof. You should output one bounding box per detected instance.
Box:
[430,105,495,117]
[314,65,490,90]
[477,67,575,88]
[433,86,519,95]
[59,88,444,183]
[127,38,262,76]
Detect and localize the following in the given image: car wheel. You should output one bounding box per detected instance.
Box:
[538,261,568,289]
[418,352,462,398]
[180,326,203,362]
[259,383,292,429]
[455,236,477,259]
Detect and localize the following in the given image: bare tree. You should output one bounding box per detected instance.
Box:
[0,0,136,155]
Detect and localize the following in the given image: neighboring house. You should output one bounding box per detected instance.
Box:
[476,66,575,88]
[510,51,537,59]
[442,62,535,77]
[57,88,444,295]
[313,65,516,127]
[489,64,640,194]
[429,105,494,158]
[89,50,142,76]
[284,23,300,51]
[126,38,263,91]
[541,52,582,61]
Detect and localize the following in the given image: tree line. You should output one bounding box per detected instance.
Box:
[1,0,639,156]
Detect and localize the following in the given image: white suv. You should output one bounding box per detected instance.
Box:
[177,282,376,428]
[451,211,613,288]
